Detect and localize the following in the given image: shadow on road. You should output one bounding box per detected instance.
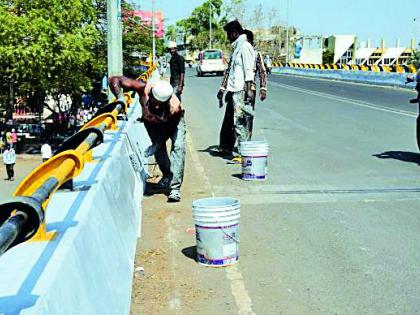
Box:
[231,174,242,180]
[181,246,198,262]
[197,145,234,162]
[373,151,420,165]
[144,182,169,197]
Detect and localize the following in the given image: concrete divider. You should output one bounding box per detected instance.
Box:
[272,67,417,90]
[0,96,151,314]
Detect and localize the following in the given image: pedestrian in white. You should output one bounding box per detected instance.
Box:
[3,144,16,181]
[41,142,52,162]
[217,20,256,158]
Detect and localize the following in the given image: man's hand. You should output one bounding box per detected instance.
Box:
[177,85,183,95]
[217,89,224,100]
[246,83,255,103]
[260,89,267,101]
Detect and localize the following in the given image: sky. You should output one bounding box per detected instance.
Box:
[134,0,420,47]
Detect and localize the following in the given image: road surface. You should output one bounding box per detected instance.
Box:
[132,70,420,314]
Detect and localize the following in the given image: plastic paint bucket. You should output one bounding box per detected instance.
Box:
[192,197,240,267]
[239,141,269,180]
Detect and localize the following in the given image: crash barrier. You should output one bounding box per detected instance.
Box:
[271,62,418,74]
[0,67,158,313]
[137,62,158,82]
[272,67,417,89]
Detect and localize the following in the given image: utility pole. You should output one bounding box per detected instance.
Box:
[209,0,213,49]
[107,0,123,99]
[152,0,156,62]
[285,0,290,64]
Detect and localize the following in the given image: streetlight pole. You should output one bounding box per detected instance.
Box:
[152,0,156,63]
[209,0,212,49]
[285,0,290,64]
[107,0,123,100]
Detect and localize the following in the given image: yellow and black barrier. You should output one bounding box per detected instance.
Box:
[137,62,158,82]
[273,62,418,74]
[0,64,155,257]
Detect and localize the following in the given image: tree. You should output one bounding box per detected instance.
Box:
[122,2,165,77]
[166,25,178,42]
[224,0,246,24]
[0,0,104,123]
[408,48,420,66]
[323,49,334,64]
[172,0,227,52]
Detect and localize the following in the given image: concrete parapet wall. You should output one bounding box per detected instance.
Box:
[273,67,417,90]
[0,98,151,314]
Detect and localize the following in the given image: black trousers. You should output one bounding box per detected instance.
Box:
[5,163,14,179]
[219,94,235,151]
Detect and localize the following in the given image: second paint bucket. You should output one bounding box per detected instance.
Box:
[239,141,269,180]
[192,197,240,267]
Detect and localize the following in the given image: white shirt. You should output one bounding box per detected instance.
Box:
[226,34,256,92]
[41,144,52,159]
[3,148,16,164]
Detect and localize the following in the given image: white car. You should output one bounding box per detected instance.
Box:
[196,49,226,77]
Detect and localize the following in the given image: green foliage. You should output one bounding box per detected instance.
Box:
[122,1,165,77]
[172,0,227,51]
[0,0,162,122]
[408,49,420,66]
[0,0,104,119]
[323,49,334,64]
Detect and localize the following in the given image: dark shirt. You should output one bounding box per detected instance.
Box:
[169,53,185,85]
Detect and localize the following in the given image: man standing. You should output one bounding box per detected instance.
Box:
[109,77,185,202]
[11,128,17,147]
[3,144,16,181]
[217,21,256,157]
[168,41,185,101]
[243,29,267,138]
[264,55,272,75]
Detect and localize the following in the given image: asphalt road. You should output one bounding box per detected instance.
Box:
[181,69,420,314]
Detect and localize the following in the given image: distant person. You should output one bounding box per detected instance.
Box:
[11,128,17,145]
[159,56,167,76]
[5,131,12,145]
[0,133,5,153]
[168,41,185,101]
[3,144,16,181]
[406,68,420,101]
[109,77,185,202]
[406,67,420,150]
[41,142,52,162]
[216,20,256,159]
[264,55,272,75]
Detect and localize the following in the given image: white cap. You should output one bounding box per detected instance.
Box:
[152,80,173,102]
[168,41,177,49]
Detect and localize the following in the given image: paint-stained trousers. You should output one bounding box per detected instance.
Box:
[144,116,186,192]
[219,91,255,152]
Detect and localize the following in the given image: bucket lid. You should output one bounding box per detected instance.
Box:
[192,197,240,209]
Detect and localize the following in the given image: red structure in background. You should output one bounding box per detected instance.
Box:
[129,10,164,38]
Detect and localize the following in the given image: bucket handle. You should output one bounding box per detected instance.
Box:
[217,220,240,244]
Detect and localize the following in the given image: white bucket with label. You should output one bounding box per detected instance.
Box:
[192,197,240,267]
[239,141,269,180]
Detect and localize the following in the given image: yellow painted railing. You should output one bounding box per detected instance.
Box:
[0,65,155,257]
